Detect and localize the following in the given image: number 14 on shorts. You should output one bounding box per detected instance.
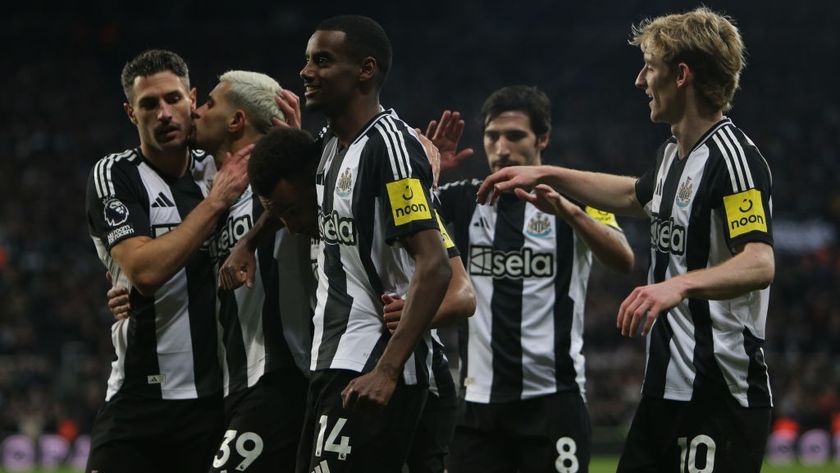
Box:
[315,415,352,461]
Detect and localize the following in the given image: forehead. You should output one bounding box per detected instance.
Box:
[269,178,308,207]
[131,71,189,102]
[208,80,231,101]
[485,111,533,132]
[306,30,350,56]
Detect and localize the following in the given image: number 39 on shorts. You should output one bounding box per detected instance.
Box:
[212,429,264,471]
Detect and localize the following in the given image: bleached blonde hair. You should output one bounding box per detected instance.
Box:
[219,70,285,134]
[630,7,745,112]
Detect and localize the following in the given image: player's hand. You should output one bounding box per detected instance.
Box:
[106,272,131,320]
[415,130,441,187]
[209,144,254,207]
[381,293,405,334]
[476,165,544,205]
[271,89,302,129]
[617,280,686,337]
[514,184,578,220]
[340,368,398,411]
[219,240,257,290]
[425,110,474,172]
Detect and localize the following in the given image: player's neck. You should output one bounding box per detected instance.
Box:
[671,105,723,159]
[329,95,381,148]
[140,143,190,178]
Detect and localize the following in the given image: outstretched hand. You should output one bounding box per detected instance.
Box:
[426,110,474,172]
[476,165,544,205]
[514,184,579,220]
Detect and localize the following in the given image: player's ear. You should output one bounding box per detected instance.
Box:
[359,56,376,83]
[189,87,197,111]
[675,62,692,88]
[123,102,137,125]
[230,110,246,132]
[536,131,549,152]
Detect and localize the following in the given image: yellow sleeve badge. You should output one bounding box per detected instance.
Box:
[723,188,768,238]
[386,178,432,226]
[434,210,455,249]
[584,206,620,230]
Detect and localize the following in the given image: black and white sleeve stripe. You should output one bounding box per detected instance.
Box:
[374,117,414,181]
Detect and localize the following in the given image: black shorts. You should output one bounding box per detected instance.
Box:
[405,364,459,473]
[86,392,224,473]
[296,369,428,473]
[210,369,308,473]
[448,390,591,473]
[617,395,771,473]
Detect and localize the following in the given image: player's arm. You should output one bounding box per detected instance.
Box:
[617,242,774,337]
[342,229,451,409]
[478,165,646,218]
[382,254,475,332]
[218,210,283,289]
[112,146,251,296]
[516,184,634,273]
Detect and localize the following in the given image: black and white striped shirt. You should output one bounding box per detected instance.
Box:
[211,187,313,396]
[311,110,439,385]
[86,148,221,400]
[635,117,773,407]
[438,179,621,403]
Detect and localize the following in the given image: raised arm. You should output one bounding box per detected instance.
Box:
[516,184,635,273]
[112,146,252,295]
[478,165,646,218]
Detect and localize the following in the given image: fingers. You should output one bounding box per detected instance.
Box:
[425,120,438,138]
[106,271,113,284]
[514,188,536,203]
[618,288,655,337]
[341,382,359,409]
[274,89,302,129]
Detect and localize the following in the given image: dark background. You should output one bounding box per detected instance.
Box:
[1,0,838,456]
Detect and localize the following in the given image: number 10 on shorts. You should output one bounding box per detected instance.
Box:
[315,415,352,461]
[678,435,716,473]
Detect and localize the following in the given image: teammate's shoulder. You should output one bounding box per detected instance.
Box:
[94,148,141,168]
[437,178,483,192]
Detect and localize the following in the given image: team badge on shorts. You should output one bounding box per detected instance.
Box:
[103,197,130,227]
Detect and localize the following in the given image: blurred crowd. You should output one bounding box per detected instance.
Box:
[1,0,838,453]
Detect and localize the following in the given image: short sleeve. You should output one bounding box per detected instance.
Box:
[711,140,773,251]
[86,159,150,252]
[369,118,439,244]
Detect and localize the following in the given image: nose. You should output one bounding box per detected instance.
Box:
[300,62,313,82]
[494,136,510,158]
[158,100,173,122]
[635,66,646,90]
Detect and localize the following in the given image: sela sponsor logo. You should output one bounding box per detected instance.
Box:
[469,245,554,279]
[723,188,768,238]
[106,225,134,246]
[525,213,551,237]
[650,216,686,255]
[336,168,353,198]
[676,177,694,208]
[103,197,129,227]
[213,214,253,257]
[319,210,357,246]
[386,178,431,226]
